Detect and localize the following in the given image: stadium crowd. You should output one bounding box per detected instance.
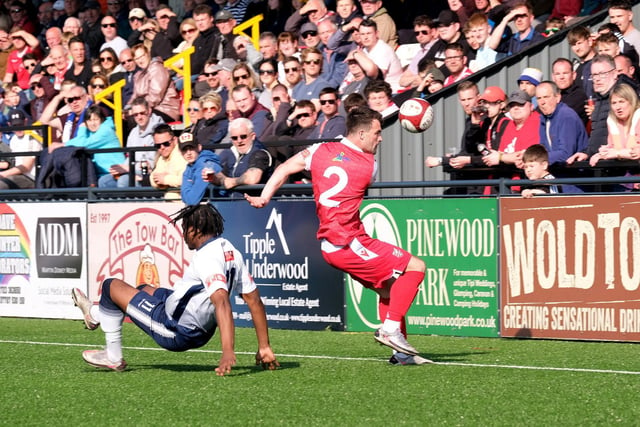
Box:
[0,0,638,197]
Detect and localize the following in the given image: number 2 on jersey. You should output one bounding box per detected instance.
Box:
[318,166,348,207]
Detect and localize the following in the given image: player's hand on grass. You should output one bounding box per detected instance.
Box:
[256,347,280,371]
[215,351,236,376]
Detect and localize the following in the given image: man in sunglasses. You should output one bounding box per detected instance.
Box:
[100,15,127,56]
[291,47,331,103]
[399,15,437,89]
[149,124,187,190]
[40,84,92,149]
[204,118,273,197]
[308,87,346,139]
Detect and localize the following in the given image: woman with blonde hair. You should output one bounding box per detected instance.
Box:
[591,83,640,165]
[230,62,262,97]
[192,92,228,146]
[88,73,113,116]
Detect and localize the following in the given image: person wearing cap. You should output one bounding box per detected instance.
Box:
[149,124,188,190]
[423,9,470,70]
[413,65,445,99]
[491,1,544,56]
[535,80,588,167]
[204,117,273,197]
[179,131,223,205]
[190,4,219,75]
[52,0,66,27]
[28,73,56,122]
[217,0,254,24]
[213,10,241,61]
[483,89,540,169]
[127,8,147,46]
[0,110,41,190]
[298,22,321,49]
[518,67,543,108]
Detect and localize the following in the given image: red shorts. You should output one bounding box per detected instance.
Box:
[321,234,411,289]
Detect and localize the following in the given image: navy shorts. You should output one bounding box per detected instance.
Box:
[127,288,215,352]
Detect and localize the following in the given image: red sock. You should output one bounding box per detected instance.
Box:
[386,271,424,322]
[378,297,389,324]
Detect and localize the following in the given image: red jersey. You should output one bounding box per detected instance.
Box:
[304,139,376,246]
[498,111,540,153]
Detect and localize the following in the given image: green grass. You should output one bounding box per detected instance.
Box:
[1,317,639,426]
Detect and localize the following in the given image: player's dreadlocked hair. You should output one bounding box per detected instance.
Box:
[170,203,225,238]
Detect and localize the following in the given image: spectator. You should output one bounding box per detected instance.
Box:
[106,0,132,40]
[448,0,470,27]
[483,90,540,168]
[64,0,82,18]
[119,48,139,106]
[521,144,561,198]
[308,87,347,139]
[184,98,203,131]
[28,74,56,121]
[192,92,229,146]
[37,2,56,47]
[218,0,254,24]
[399,16,437,89]
[595,32,622,59]
[359,19,404,94]
[149,124,187,190]
[44,27,63,52]
[0,30,13,79]
[339,50,374,100]
[129,43,181,122]
[64,36,93,89]
[193,59,230,104]
[292,47,332,103]
[259,32,279,60]
[0,110,41,189]
[190,4,218,75]
[423,10,469,69]
[66,105,126,184]
[608,0,640,58]
[127,8,147,46]
[173,18,200,68]
[97,47,123,84]
[80,1,106,59]
[138,19,174,61]
[517,67,543,108]
[154,4,182,48]
[103,97,165,188]
[179,131,222,205]
[491,1,544,56]
[63,17,83,36]
[413,65,445,98]
[551,57,589,125]
[466,12,502,72]
[316,19,348,89]
[615,54,637,80]
[568,26,597,98]
[259,83,292,141]
[277,32,301,82]
[228,84,271,138]
[359,0,398,49]
[39,84,93,148]
[9,1,37,34]
[335,0,361,28]
[233,35,263,68]
[275,99,318,139]
[592,83,640,166]
[206,118,273,195]
[299,22,321,49]
[568,54,619,164]
[536,81,589,166]
[100,15,128,56]
[364,80,398,127]
[213,10,241,60]
[285,0,333,37]
[231,62,262,98]
[282,56,303,93]
[442,43,473,87]
[4,30,42,90]
[256,58,280,109]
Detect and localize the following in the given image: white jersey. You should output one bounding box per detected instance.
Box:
[164,237,256,332]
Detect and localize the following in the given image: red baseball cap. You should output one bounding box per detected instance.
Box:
[478,86,506,103]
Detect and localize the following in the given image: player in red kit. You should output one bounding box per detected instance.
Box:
[245,107,431,365]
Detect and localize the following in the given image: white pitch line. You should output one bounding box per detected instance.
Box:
[2,339,640,375]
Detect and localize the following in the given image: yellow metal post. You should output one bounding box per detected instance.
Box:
[164,45,195,127]
[233,14,264,49]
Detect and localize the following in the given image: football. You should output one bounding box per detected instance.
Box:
[399,98,434,133]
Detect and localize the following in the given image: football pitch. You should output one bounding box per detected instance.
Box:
[1,317,639,426]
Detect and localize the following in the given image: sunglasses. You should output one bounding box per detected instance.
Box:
[230,134,248,141]
[10,8,23,13]
[319,99,336,105]
[414,30,430,36]
[101,23,117,28]
[272,96,281,102]
[131,110,148,117]
[187,107,199,112]
[513,13,529,20]
[181,28,196,35]
[65,96,82,104]
[92,84,106,89]
[120,59,133,65]
[284,67,299,73]
[233,74,250,81]
[129,16,143,22]
[258,69,276,75]
[302,31,317,38]
[30,83,42,90]
[100,56,114,62]
[202,106,217,112]
[203,71,218,77]
[157,15,170,20]
[303,59,321,65]
[347,59,358,65]
[296,113,311,119]
[154,140,172,148]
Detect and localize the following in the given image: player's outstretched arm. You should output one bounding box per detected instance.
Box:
[210,289,236,376]
[242,289,280,370]
[244,152,307,208]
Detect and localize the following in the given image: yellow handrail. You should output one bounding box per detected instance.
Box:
[164,45,195,127]
[233,14,263,49]
[94,79,126,145]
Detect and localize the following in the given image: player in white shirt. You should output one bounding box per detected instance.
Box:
[72,204,279,375]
